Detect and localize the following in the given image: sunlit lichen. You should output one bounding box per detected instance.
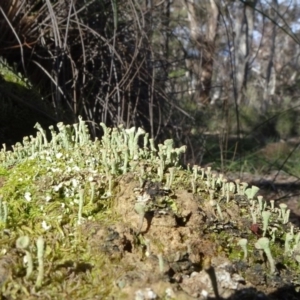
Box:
[0,119,299,298]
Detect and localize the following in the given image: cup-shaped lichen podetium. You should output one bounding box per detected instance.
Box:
[255,237,276,274]
[279,203,288,223]
[238,238,248,261]
[262,211,271,237]
[16,236,33,279]
[245,185,260,200]
[35,236,45,288]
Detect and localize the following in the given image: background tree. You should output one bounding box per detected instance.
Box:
[1,0,300,174]
[183,0,219,105]
[0,0,190,144]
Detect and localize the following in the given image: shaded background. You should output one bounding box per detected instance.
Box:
[0,0,300,175]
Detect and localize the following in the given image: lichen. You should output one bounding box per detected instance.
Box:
[0,119,299,299]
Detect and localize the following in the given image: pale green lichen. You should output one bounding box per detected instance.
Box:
[35,236,44,288]
[0,119,299,298]
[255,237,276,274]
[238,238,248,261]
[16,236,33,279]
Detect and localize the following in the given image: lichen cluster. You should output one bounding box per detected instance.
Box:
[0,118,187,298]
[184,165,300,274]
[0,118,299,299]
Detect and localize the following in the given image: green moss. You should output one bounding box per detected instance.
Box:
[0,120,299,298]
[0,58,30,88]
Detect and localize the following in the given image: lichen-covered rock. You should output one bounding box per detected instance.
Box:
[0,120,299,299]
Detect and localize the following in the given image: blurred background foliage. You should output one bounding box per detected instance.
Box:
[1,0,300,176]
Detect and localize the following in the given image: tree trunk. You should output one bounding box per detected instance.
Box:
[234,0,257,104]
[184,0,219,106]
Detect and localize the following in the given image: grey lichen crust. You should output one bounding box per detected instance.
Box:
[0,118,299,298]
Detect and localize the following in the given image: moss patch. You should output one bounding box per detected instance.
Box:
[0,120,299,299]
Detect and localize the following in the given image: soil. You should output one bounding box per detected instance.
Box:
[1,160,300,299]
[78,171,300,300]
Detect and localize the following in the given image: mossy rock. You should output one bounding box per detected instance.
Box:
[0,120,299,299]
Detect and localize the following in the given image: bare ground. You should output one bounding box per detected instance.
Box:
[80,172,300,299]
